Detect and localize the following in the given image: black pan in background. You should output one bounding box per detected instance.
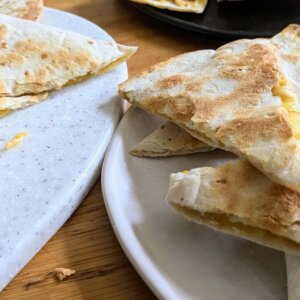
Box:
[125,0,300,38]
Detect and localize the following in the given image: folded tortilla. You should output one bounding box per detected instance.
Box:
[166,159,300,255]
[0,0,43,21]
[286,254,300,300]
[130,121,214,157]
[119,24,300,193]
[130,0,208,13]
[0,14,136,115]
[0,92,48,117]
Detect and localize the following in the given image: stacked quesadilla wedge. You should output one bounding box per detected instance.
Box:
[0,14,136,117]
[119,24,300,193]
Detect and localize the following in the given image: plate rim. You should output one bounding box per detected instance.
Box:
[102,107,183,300]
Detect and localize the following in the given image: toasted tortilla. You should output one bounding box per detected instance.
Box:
[130,0,208,13]
[130,121,214,157]
[0,14,136,98]
[286,254,300,300]
[0,0,43,21]
[0,92,48,113]
[166,159,300,255]
[119,24,300,193]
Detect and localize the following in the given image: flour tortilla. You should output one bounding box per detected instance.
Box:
[0,0,43,21]
[0,14,136,114]
[166,159,300,255]
[0,14,136,97]
[130,121,214,157]
[130,0,208,13]
[0,92,48,116]
[119,24,300,193]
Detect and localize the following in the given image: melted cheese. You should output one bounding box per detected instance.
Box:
[181,170,189,174]
[0,109,10,118]
[272,79,300,138]
[272,79,297,111]
[4,132,27,150]
[288,111,300,139]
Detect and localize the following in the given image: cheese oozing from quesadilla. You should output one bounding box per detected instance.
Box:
[119,24,300,193]
[130,0,208,13]
[166,159,300,255]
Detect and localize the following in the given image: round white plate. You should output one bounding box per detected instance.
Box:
[102,107,287,300]
[0,8,127,290]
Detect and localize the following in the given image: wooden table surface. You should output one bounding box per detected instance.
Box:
[1,1,225,299]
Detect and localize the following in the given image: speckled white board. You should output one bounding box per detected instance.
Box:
[0,8,126,290]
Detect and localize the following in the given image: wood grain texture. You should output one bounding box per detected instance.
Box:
[1,0,225,299]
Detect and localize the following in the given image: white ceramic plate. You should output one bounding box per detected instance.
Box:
[0,8,127,290]
[102,107,287,300]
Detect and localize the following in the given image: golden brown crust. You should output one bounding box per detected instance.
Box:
[215,108,293,148]
[0,16,136,97]
[119,26,300,192]
[166,160,300,253]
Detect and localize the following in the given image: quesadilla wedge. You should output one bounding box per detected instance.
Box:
[0,0,43,21]
[166,159,300,255]
[130,121,214,157]
[119,24,300,193]
[286,254,300,300]
[0,14,136,98]
[130,0,208,13]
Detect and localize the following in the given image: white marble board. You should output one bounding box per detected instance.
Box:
[0,8,126,290]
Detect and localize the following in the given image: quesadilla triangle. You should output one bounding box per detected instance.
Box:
[130,121,214,157]
[130,0,208,13]
[119,24,300,193]
[0,0,43,21]
[0,14,137,99]
[166,159,300,255]
[286,254,300,300]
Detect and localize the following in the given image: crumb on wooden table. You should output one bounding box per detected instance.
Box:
[54,268,76,281]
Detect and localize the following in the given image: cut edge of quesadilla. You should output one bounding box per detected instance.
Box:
[130,0,208,13]
[166,160,300,255]
[0,92,48,117]
[171,202,300,255]
[130,121,214,157]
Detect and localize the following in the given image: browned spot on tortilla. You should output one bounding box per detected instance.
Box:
[158,75,187,89]
[0,25,8,40]
[41,53,48,59]
[216,109,293,149]
[192,44,280,123]
[0,53,25,67]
